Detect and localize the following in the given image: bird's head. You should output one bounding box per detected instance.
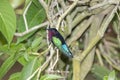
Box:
[47,28,58,41]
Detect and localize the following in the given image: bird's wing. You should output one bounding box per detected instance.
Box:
[61,44,73,57]
[52,36,62,47]
[61,44,69,53]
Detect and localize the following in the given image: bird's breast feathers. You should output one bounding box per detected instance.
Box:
[52,37,62,46]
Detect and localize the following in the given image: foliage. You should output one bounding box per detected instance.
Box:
[103,71,117,80]
[91,64,110,80]
[0,0,120,80]
[40,74,63,80]
[0,0,16,44]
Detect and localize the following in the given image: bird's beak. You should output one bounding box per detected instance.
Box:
[46,26,50,30]
[46,28,49,30]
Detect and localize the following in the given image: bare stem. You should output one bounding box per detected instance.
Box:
[15,21,49,37]
[88,0,118,11]
[76,5,117,63]
[50,49,59,70]
[23,1,32,31]
[39,0,52,25]
[27,45,54,80]
[96,49,104,66]
[56,0,78,30]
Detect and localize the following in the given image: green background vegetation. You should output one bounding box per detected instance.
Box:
[0,0,120,80]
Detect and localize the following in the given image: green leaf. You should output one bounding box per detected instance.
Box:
[91,64,110,80]
[104,76,108,80]
[17,55,28,66]
[20,58,37,80]
[103,71,117,80]
[0,54,16,80]
[17,0,46,43]
[17,52,35,66]
[9,72,21,80]
[0,0,16,44]
[31,37,42,49]
[40,74,63,80]
[0,43,26,55]
[108,71,116,80]
[0,32,7,45]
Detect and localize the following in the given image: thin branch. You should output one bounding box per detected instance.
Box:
[27,45,54,80]
[88,0,118,11]
[72,58,81,80]
[96,49,104,66]
[98,5,117,37]
[99,44,120,71]
[39,0,52,25]
[15,21,49,37]
[56,0,78,30]
[75,5,117,63]
[67,16,93,45]
[46,70,69,74]
[50,49,59,70]
[115,11,120,44]
[38,44,52,57]
[37,68,42,80]
[78,1,88,4]
[26,68,39,80]
[23,1,32,31]
[58,0,72,34]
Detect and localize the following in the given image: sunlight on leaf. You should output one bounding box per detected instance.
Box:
[0,0,16,44]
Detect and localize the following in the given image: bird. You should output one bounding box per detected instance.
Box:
[47,28,73,58]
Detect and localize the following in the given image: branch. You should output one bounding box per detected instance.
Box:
[39,0,52,25]
[96,49,104,66]
[88,0,118,11]
[76,5,117,62]
[49,49,59,70]
[15,21,49,37]
[67,16,93,45]
[99,43,120,71]
[58,0,72,33]
[56,0,78,30]
[27,45,54,80]
[23,1,32,31]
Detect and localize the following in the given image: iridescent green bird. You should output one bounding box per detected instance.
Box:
[47,28,73,58]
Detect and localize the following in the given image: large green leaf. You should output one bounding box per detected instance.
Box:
[103,70,119,80]
[0,32,7,45]
[0,43,24,79]
[19,58,37,80]
[17,0,46,43]
[9,72,21,80]
[108,71,116,80]
[0,0,16,44]
[91,64,110,80]
[18,53,45,80]
[0,54,17,80]
[31,37,42,49]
